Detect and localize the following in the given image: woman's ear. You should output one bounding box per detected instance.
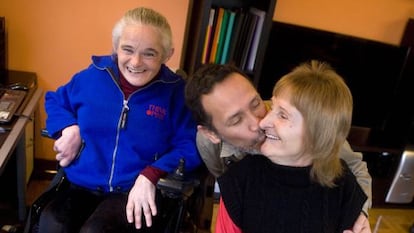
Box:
[163,48,174,63]
[198,125,221,144]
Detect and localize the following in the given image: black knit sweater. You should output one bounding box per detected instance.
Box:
[217,154,367,233]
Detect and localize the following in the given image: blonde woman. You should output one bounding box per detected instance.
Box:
[216,60,368,233]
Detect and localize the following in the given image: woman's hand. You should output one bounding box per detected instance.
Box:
[126,174,157,229]
[53,125,82,167]
[343,213,371,233]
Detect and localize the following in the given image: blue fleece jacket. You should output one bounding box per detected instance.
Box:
[45,55,201,193]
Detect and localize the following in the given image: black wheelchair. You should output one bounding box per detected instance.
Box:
[23,130,215,233]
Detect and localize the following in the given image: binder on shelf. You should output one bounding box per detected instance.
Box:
[227,10,246,65]
[246,7,266,71]
[201,8,216,64]
[220,10,236,64]
[240,12,259,70]
[233,10,252,67]
[209,7,225,63]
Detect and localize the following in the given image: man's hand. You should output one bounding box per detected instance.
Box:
[53,125,82,167]
[126,175,157,229]
[343,213,371,233]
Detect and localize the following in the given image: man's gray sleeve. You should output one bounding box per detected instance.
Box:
[196,132,226,178]
[340,140,372,215]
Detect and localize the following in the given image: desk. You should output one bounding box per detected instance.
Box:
[0,70,42,221]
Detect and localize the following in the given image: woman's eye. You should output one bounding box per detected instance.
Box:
[122,48,134,54]
[142,52,156,58]
[278,112,288,120]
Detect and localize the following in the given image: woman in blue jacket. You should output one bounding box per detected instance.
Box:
[40,7,201,233]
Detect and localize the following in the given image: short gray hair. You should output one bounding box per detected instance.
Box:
[112,7,173,59]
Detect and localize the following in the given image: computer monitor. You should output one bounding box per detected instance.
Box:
[385,145,414,203]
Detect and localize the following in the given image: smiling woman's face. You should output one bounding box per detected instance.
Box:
[259,94,311,166]
[116,23,169,87]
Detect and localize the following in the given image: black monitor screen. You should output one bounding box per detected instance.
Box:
[259,21,411,149]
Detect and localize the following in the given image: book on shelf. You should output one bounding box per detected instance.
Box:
[220,10,236,64]
[201,8,216,64]
[215,9,230,63]
[209,7,225,63]
[246,7,266,71]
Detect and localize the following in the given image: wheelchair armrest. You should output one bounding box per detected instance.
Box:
[41,128,63,140]
[157,158,200,199]
[41,128,52,138]
[157,174,200,199]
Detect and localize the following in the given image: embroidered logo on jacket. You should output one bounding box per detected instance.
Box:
[146,104,166,120]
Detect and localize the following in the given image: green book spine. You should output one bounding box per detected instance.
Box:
[220,10,236,64]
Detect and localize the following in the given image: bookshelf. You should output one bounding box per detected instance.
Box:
[181,0,276,87]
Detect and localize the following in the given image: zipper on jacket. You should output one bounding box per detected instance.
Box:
[120,99,129,129]
[108,99,128,192]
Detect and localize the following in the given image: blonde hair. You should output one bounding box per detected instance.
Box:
[273,60,353,187]
[112,7,173,59]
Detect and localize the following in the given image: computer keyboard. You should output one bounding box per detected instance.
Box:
[0,88,27,123]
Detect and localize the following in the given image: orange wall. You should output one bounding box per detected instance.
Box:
[273,0,414,45]
[1,0,413,160]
